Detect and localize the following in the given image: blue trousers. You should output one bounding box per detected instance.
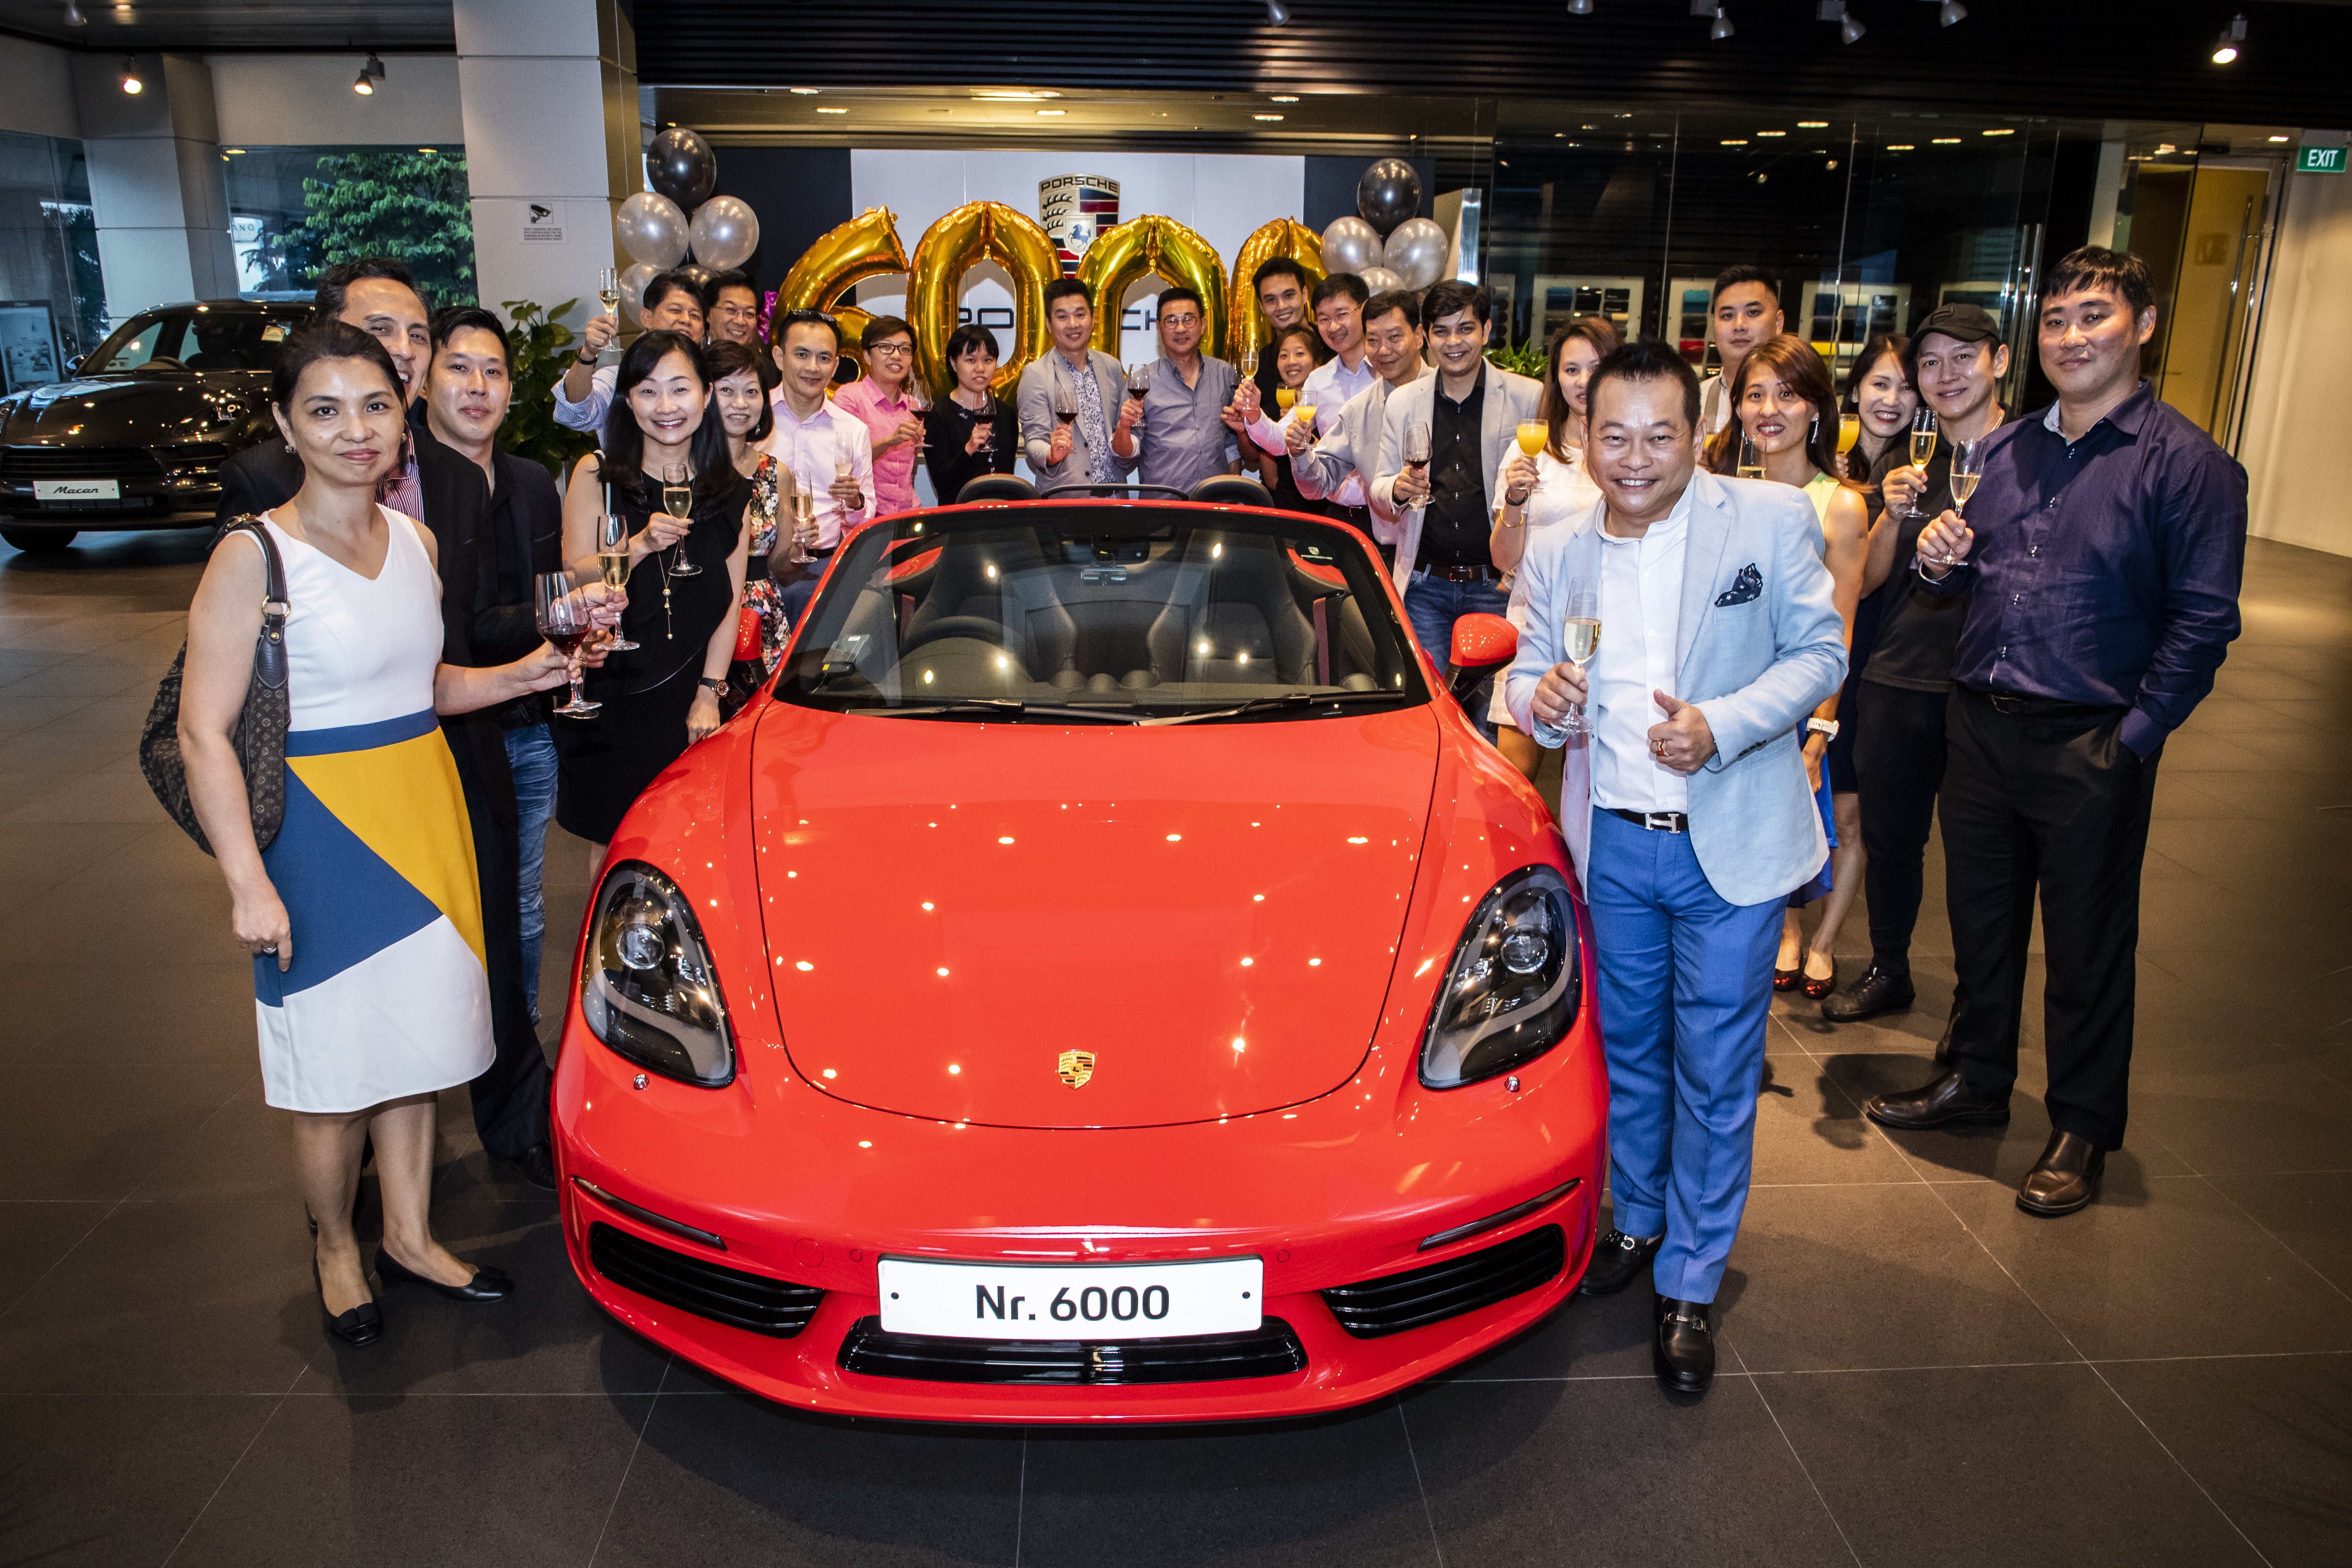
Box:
[504,723,558,1026]
[1584,807,1783,1304]
[1403,571,1508,737]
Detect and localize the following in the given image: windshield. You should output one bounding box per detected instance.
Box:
[85,308,301,374]
[772,502,1429,721]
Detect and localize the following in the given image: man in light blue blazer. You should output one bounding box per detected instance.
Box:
[1505,340,1846,1397]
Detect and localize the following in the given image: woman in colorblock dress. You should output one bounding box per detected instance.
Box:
[179,322,610,1348]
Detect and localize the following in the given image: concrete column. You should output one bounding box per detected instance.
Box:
[71,52,237,324]
[455,0,637,332]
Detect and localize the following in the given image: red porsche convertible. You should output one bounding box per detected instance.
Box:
[552,486,1607,1422]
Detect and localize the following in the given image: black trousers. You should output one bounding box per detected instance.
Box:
[446,715,552,1160]
[1939,688,2160,1149]
[1854,682,1951,970]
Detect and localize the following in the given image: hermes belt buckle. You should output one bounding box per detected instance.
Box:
[1644,811,1684,833]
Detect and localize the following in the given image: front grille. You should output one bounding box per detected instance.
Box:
[163,442,231,473]
[838,1317,1308,1385]
[0,446,165,481]
[1321,1225,1566,1339]
[588,1221,823,1337]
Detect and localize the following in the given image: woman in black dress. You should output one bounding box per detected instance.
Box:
[922,324,1019,505]
[556,330,750,866]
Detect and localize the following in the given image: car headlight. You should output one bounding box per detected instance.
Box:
[581,860,735,1087]
[1419,865,1580,1089]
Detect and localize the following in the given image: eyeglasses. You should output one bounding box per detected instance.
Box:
[1159,313,1201,329]
[868,340,915,357]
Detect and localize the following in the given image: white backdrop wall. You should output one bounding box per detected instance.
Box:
[848,149,1306,369]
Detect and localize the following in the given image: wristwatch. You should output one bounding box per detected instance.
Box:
[697,677,728,697]
[1805,718,1840,740]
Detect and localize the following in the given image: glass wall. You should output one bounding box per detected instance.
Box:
[222,146,476,308]
[0,130,105,391]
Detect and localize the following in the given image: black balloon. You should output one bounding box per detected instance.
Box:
[1356,158,1422,238]
[647,127,717,212]
[675,263,716,293]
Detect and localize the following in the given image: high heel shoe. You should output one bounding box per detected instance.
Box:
[312,1257,384,1346]
[376,1246,512,1302]
[1802,957,1838,1001]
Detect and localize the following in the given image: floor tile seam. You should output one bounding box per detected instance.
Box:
[1719,1333,1865,1568]
[0,1192,129,1329]
[2077,1358,2278,1568]
[1390,1394,1448,1568]
[2188,1173,2352,1310]
[156,1364,307,1568]
[583,1354,668,1568]
[119,1075,269,1205]
[1012,1430,1028,1568]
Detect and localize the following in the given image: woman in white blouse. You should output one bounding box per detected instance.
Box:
[1486,316,1620,782]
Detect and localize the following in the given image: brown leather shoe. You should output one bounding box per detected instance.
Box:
[2017,1130,2105,1217]
[1864,1070,2010,1131]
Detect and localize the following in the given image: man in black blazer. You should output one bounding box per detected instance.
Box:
[220,259,554,1187]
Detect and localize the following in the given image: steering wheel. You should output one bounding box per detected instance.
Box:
[143,356,188,371]
[903,616,1012,653]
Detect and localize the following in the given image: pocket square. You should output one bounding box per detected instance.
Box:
[1715,564,1763,607]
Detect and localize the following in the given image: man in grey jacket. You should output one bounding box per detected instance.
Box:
[1290,289,1429,573]
[1506,340,1846,1398]
[1017,278,1130,491]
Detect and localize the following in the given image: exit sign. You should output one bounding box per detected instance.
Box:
[2300,146,2347,174]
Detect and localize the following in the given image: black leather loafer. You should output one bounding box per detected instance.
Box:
[313,1259,384,1347]
[2017,1130,2105,1217]
[377,1248,513,1302]
[1865,1070,2010,1131]
[508,1143,557,1191]
[1653,1295,1715,1395]
[1577,1228,1663,1296]
[1820,964,1915,1023]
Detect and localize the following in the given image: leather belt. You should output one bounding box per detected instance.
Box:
[1326,503,1373,525]
[1417,563,1498,583]
[1960,685,2121,720]
[805,544,837,560]
[1608,807,1689,833]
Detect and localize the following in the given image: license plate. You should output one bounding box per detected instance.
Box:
[878,1256,1263,1341]
[33,479,118,501]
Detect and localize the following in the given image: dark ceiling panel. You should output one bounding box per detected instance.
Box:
[0,0,452,52]
[631,0,2352,129]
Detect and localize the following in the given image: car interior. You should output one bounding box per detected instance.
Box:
[91,310,302,375]
[777,508,1425,714]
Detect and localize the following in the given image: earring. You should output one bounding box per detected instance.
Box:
[1809,416,1819,446]
[283,441,294,453]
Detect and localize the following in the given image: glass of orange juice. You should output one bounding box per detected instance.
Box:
[1516,419,1547,493]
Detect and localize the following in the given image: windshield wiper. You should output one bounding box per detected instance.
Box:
[850,699,1140,724]
[1137,690,1415,727]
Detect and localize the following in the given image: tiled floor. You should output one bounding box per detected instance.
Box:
[0,528,2345,1568]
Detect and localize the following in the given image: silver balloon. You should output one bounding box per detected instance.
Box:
[1358,266,1405,295]
[1320,215,1384,277]
[687,194,760,272]
[615,191,689,269]
[1383,217,1449,291]
[618,261,661,324]
[1356,158,1423,237]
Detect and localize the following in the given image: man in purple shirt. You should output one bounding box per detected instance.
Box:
[1865,248,2248,1218]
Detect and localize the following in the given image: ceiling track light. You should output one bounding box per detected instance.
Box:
[1939,0,1966,24]
[2212,13,2246,63]
[1263,0,1290,24]
[1710,5,1735,41]
[119,57,142,93]
[354,49,384,94]
[1842,11,1866,43]
[1565,0,1594,13]
[60,1,87,24]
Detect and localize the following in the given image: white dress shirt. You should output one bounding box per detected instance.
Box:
[554,363,618,433]
[757,397,874,550]
[1253,352,1377,506]
[1488,445,1602,729]
[1587,482,1695,816]
[1698,373,1734,439]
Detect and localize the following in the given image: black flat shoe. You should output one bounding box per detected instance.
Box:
[312,1258,384,1347]
[376,1247,512,1302]
[1865,1070,2011,1131]
[1821,964,1914,1022]
[1772,965,1802,993]
[1653,1295,1715,1395]
[1578,1228,1664,1296]
[2017,1130,2106,1217]
[1801,958,1838,1001]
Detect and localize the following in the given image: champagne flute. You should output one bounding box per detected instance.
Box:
[660,464,701,576]
[596,267,620,322]
[536,573,601,718]
[1516,419,1547,494]
[1736,433,1765,481]
[1561,582,1600,736]
[1904,408,1939,520]
[788,489,817,565]
[1403,419,1432,502]
[1925,438,1984,567]
[594,512,639,651]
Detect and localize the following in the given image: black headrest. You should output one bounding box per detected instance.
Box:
[1188,475,1273,507]
[956,474,1038,504]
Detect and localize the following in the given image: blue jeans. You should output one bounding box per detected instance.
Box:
[1403,570,1509,734]
[504,723,558,1026]
[1584,806,1784,1304]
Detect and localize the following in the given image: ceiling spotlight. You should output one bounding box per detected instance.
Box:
[1841,11,1866,44]
[1264,0,1291,24]
[788,87,819,95]
[61,1,87,24]
[1566,0,1594,13]
[120,58,142,94]
[2212,14,2246,63]
[352,68,373,94]
[1710,5,1734,40]
[1939,0,1966,23]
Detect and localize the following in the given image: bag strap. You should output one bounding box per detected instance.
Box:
[221,514,290,692]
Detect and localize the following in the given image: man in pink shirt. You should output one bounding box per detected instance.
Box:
[830,315,927,516]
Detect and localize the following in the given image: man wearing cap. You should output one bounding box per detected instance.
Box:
[1824,303,2008,1029]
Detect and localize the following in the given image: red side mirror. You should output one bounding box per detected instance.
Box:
[1449,612,1518,672]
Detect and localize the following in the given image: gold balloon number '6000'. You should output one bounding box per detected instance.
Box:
[775,208,1327,397]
